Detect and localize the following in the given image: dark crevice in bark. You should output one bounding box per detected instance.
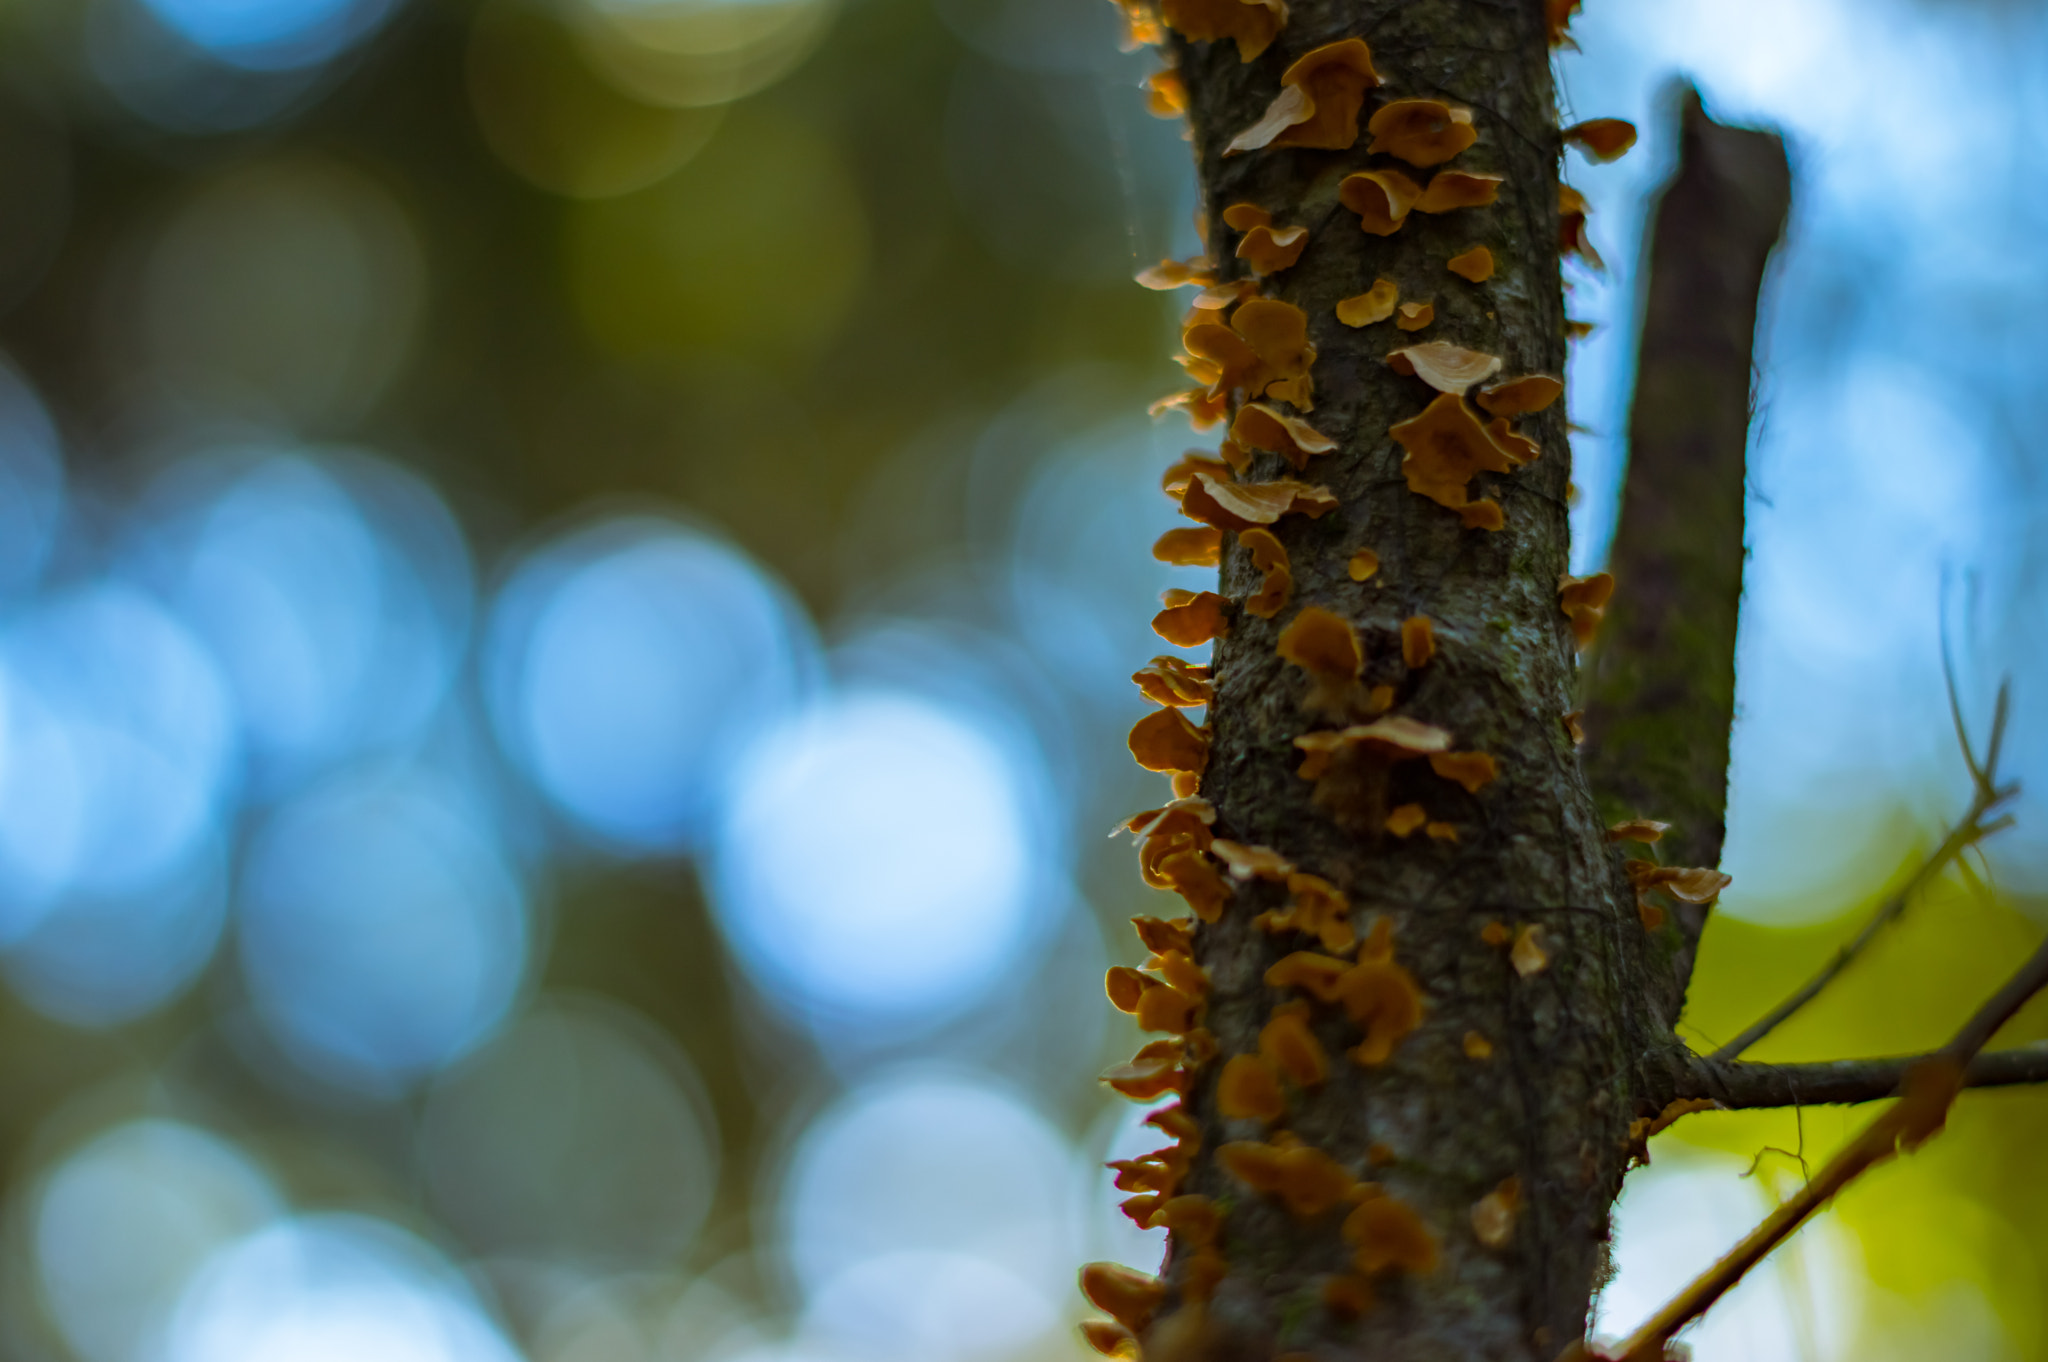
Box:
[1577,87,1791,1029]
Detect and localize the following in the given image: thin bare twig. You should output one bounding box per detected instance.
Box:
[1606,932,2048,1362]
[1709,679,2016,1061]
[1679,1043,2048,1110]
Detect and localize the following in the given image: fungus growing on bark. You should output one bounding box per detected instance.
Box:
[1106,967,1149,1013]
[1081,1319,1138,1358]
[1563,117,1637,162]
[1343,1192,1439,1276]
[1081,1261,1167,1333]
[1238,224,1309,275]
[1341,918,1425,1064]
[1564,318,1595,339]
[1226,38,1382,153]
[1339,169,1422,236]
[1479,919,1511,947]
[1447,245,1495,281]
[1133,655,1213,707]
[1546,0,1582,45]
[1471,1177,1522,1249]
[1150,387,1230,429]
[1182,473,1338,532]
[1256,871,1355,953]
[1425,821,1458,842]
[1157,0,1286,62]
[1415,170,1503,213]
[1477,373,1564,417]
[1348,548,1379,582]
[1429,750,1499,793]
[1510,923,1550,977]
[1260,1001,1331,1086]
[1394,301,1434,332]
[1295,717,1455,831]
[1161,451,1233,497]
[1129,706,1210,775]
[1365,98,1476,166]
[1132,914,1195,959]
[1232,403,1337,470]
[1562,709,1586,745]
[1152,526,1223,567]
[1276,606,1365,719]
[1400,615,1435,669]
[1558,185,1605,268]
[1556,571,1615,647]
[1102,1038,1187,1100]
[1218,1053,1286,1122]
[1119,1192,1163,1226]
[1606,818,1670,844]
[1336,280,1399,327]
[1265,949,1349,1001]
[1211,839,1295,881]
[1627,861,1732,904]
[1144,69,1187,118]
[1161,851,1231,922]
[1384,803,1427,837]
[1387,341,1503,393]
[1225,84,1313,155]
[1240,528,1293,618]
[1222,202,1271,231]
[1219,1136,1357,1217]
[1457,501,1505,531]
[1463,1030,1493,1059]
[1136,981,1200,1034]
[1136,256,1214,290]
[1231,297,1317,402]
[1152,588,1228,646]
[1390,391,1536,523]
[1128,798,1212,867]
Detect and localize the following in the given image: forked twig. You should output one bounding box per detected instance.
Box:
[1605,931,2048,1362]
[1709,679,2016,1062]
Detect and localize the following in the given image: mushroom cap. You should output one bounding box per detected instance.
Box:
[1347,547,1380,581]
[1221,202,1271,231]
[1182,472,1337,530]
[1339,169,1422,235]
[1224,83,1313,155]
[1239,527,1293,619]
[1428,750,1499,793]
[1132,653,1214,706]
[1416,170,1504,213]
[1605,818,1670,844]
[1157,0,1287,62]
[1344,1194,1439,1276]
[1232,402,1336,467]
[1563,117,1637,162]
[1161,451,1233,496]
[1394,300,1435,332]
[1483,416,1541,466]
[1365,98,1477,167]
[1232,297,1316,376]
[1510,923,1549,976]
[1386,340,1504,393]
[1400,614,1435,669]
[1129,706,1210,774]
[1081,1320,1137,1360]
[1277,605,1363,679]
[1210,838,1295,881]
[1136,255,1214,289]
[1217,1053,1286,1121]
[1446,245,1495,282]
[1144,69,1187,119]
[1152,525,1223,567]
[1336,279,1400,327]
[1152,588,1228,646]
[1267,37,1382,151]
[1389,392,1522,510]
[1457,500,1505,531]
[1080,1262,1168,1332]
[1477,373,1563,417]
[1384,802,1427,837]
[1236,223,1309,276]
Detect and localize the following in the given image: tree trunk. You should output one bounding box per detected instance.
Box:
[1148,4,1663,1358]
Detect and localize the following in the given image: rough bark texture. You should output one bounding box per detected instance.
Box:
[1579,88,1790,1023]
[1163,7,1656,1359]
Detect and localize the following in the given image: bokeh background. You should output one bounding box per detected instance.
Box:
[0,0,2043,1358]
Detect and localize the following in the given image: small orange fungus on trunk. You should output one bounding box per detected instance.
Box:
[1463,1030,1493,1060]
[1394,301,1434,331]
[1335,279,1399,327]
[1344,1192,1440,1276]
[1152,588,1228,646]
[1477,373,1563,417]
[1181,473,1337,531]
[1132,655,1213,707]
[1276,606,1365,718]
[1342,920,1425,1064]
[1218,1052,1287,1122]
[1388,340,1503,393]
[1556,571,1615,647]
[1231,403,1337,469]
[1447,245,1494,281]
[1510,923,1550,977]
[1152,525,1222,567]
[1129,706,1210,775]
[1606,818,1670,844]
[1347,548,1379,581]
[1471,1177,1522,1249]
[1400,615,1436,669]
[1239,527,1294,618]
[1236,224,1308,275]
[1143,69,1186,118]
[1384,803,1427,837]
[1259,1003,1331,1086]
[1389,391,1536,521]
[1081,1319,1138,1358]
[1428,750,1499,793]
[1559,184,1604,268]
[1221,202,1271,231]
[1416,170,1503,213]
[1365,98,1476,167]
[1135,256,1214,289]
[1339,169,1421,235]
[1157,0,1287,62]
[1080,1261,1167,1333]
[1563,117,1637,162]
[1210,838,1295,881]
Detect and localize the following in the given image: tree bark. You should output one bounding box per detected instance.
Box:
[1159,6,1658,1358]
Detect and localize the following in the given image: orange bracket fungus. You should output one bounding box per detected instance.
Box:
[1463,1030,1493,1060]
[1232,297,1318,406]
[1343,1190,1440,1276]
[1479,919,1511,947]
[1210,838,1295,881]
[1365,98,1477,167]
[1428,750,1499,793]
[1153,588,1228,646]
[1562,709,1587,746]
[1384,803,1427,838]
[1447,245,1495,282]
[1239,528,1294,618]
[1144,69,1187,118]
[1563,117,1637,163]
[1389,391,1539,527]
[1627,860,1732,906]
[1255,871,1356,953]
[1557,571,1615,647]
[1080,1261,1167,1333]
[1133,655,1213,707]
[1606,818,1670,844]
[1237,224,1309,276]
[1477,373,1563,417]
[1081,1319,1138,1359]
[1180,473,1338,532]
[1102,1038,1187,1100]
[1339,169,1422,236]
[1217,1053,1287,1122]
[1295,717,1454,833]
[1260,1003,1331,1087]
[1265,949,1349,1002]
[1471,1177,1522,1249]
[1547,0,1582,45]
[1156,0,1286,62]
[1221,202,1271,231]
[1161,451,1233,498]
[1394,301,1435,332]
[1136,256,1215,290]
[1129,707,1210,779]
[1220,1137,1358,1217]
[1152,525,1223,567]
[1388,341,1504,395]
[1276,605,1365,719]
[1335,279,1399,327]
[1415,170,1504,214]
[1340,918,1425,1065]
[1559,185,1605,269]
[1510,923,1550,977]
[1226,37,1382,154]
[1231,403,1336,470]
[1400,615,1436,669]
[1347,548,1379,582]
